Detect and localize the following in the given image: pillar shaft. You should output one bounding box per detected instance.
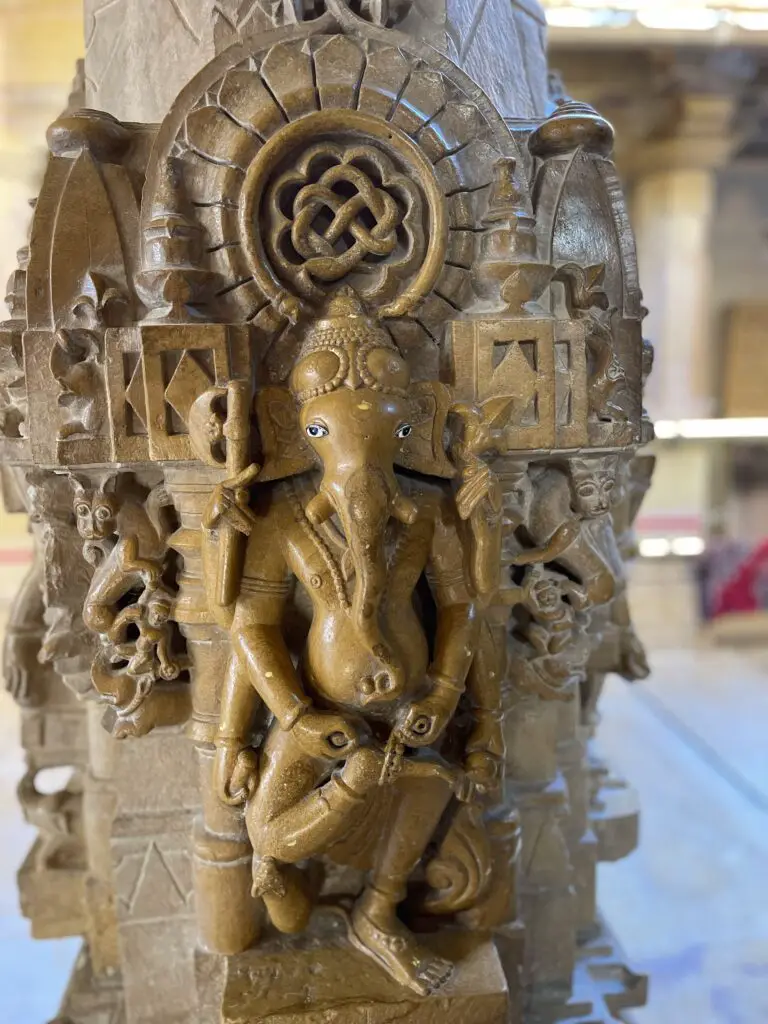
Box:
[634,166,717,420]
[84,0,550,123]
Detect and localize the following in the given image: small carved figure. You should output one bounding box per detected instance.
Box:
[507,565,591,701]
[3,559,46,707]
[73,475,173,633]
[0,333,26,440]
[18,766,82,870]
[50,276,126,442]
[50,327,106,439]
[107,587,180,682]
[554,263,628,425]
[522,564,589,657]
[586,313,628,424]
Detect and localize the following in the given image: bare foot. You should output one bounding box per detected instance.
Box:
[349,901,454,997]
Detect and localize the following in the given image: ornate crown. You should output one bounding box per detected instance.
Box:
[290,287,410,402]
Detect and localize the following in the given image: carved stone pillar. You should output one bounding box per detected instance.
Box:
[4,4,655,1023]
[629,86,740,420]
[85,0,550,123]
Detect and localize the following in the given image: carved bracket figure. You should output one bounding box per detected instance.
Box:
[18,763,83,871]
[73,473,187,736]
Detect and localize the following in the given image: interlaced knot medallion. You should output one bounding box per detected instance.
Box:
[291,163,400,279]
[266,142,423,303]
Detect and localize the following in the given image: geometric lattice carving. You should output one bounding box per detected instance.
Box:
[164,351,215,423]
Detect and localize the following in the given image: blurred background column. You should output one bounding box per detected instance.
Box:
[628,63,745,422]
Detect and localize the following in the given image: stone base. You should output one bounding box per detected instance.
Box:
[525,918,647,1023]
[220,916,509,1024]
[18,841,87,940]
[48,918,642,1024]
[591,781,640,864]
[56,944,125,1024]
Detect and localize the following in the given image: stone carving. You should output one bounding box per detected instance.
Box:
[0,250,30,457]
[73,473,187,736]
[49,274,124,442]
[18,765,83,871]
[85,0,549,123]
[266,142,423,301]
[5,5,654,1023]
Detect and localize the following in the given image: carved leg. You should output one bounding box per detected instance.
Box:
[581,671,606,729]
[246,726,372,934]
[350,772,455,997]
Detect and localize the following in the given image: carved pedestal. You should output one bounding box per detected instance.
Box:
[2,3,655,1022]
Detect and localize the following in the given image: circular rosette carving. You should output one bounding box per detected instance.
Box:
[240,110,446,320]
[266,142,423,304]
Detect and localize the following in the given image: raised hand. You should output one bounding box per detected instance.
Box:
[202,463,261,536]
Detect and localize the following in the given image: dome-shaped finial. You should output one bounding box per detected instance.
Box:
[301,287,393,353]
[319,285,369,322]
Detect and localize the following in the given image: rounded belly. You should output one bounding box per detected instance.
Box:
[302,605,428,719]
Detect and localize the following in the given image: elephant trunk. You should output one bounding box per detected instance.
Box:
[324,465,416,696]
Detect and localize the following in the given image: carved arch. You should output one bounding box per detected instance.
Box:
[141,9,519,380]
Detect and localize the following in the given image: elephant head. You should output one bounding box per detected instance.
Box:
[288,289,422,683]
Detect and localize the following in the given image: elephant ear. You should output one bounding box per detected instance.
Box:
[254,386,316,482]
[397,381,456,479]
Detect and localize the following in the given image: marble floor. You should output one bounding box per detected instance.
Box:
[1,626,767,1021]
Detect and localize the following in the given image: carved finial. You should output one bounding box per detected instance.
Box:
[136,158,217,323]
[529,100,614,159]
[473,159,554,315]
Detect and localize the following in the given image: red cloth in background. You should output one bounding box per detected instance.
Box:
[711,539,768,617]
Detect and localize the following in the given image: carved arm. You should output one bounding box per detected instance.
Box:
[231,621,310,732]
[427,498,481,697]
[106,604,143,644]
[463,615,506,794]
[398,503,480,748]
[217,593,359,799]
[116,535,161,589]
[155,633,179,680]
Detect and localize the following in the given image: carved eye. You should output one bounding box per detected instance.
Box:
[306,423,329,439]
[603,480,615,492]
[95,505,112,521]
[75,503,90,517]
[395,424,412,439]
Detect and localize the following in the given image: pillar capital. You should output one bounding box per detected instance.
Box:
[622,49,754,180]
[627,93,740,179]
